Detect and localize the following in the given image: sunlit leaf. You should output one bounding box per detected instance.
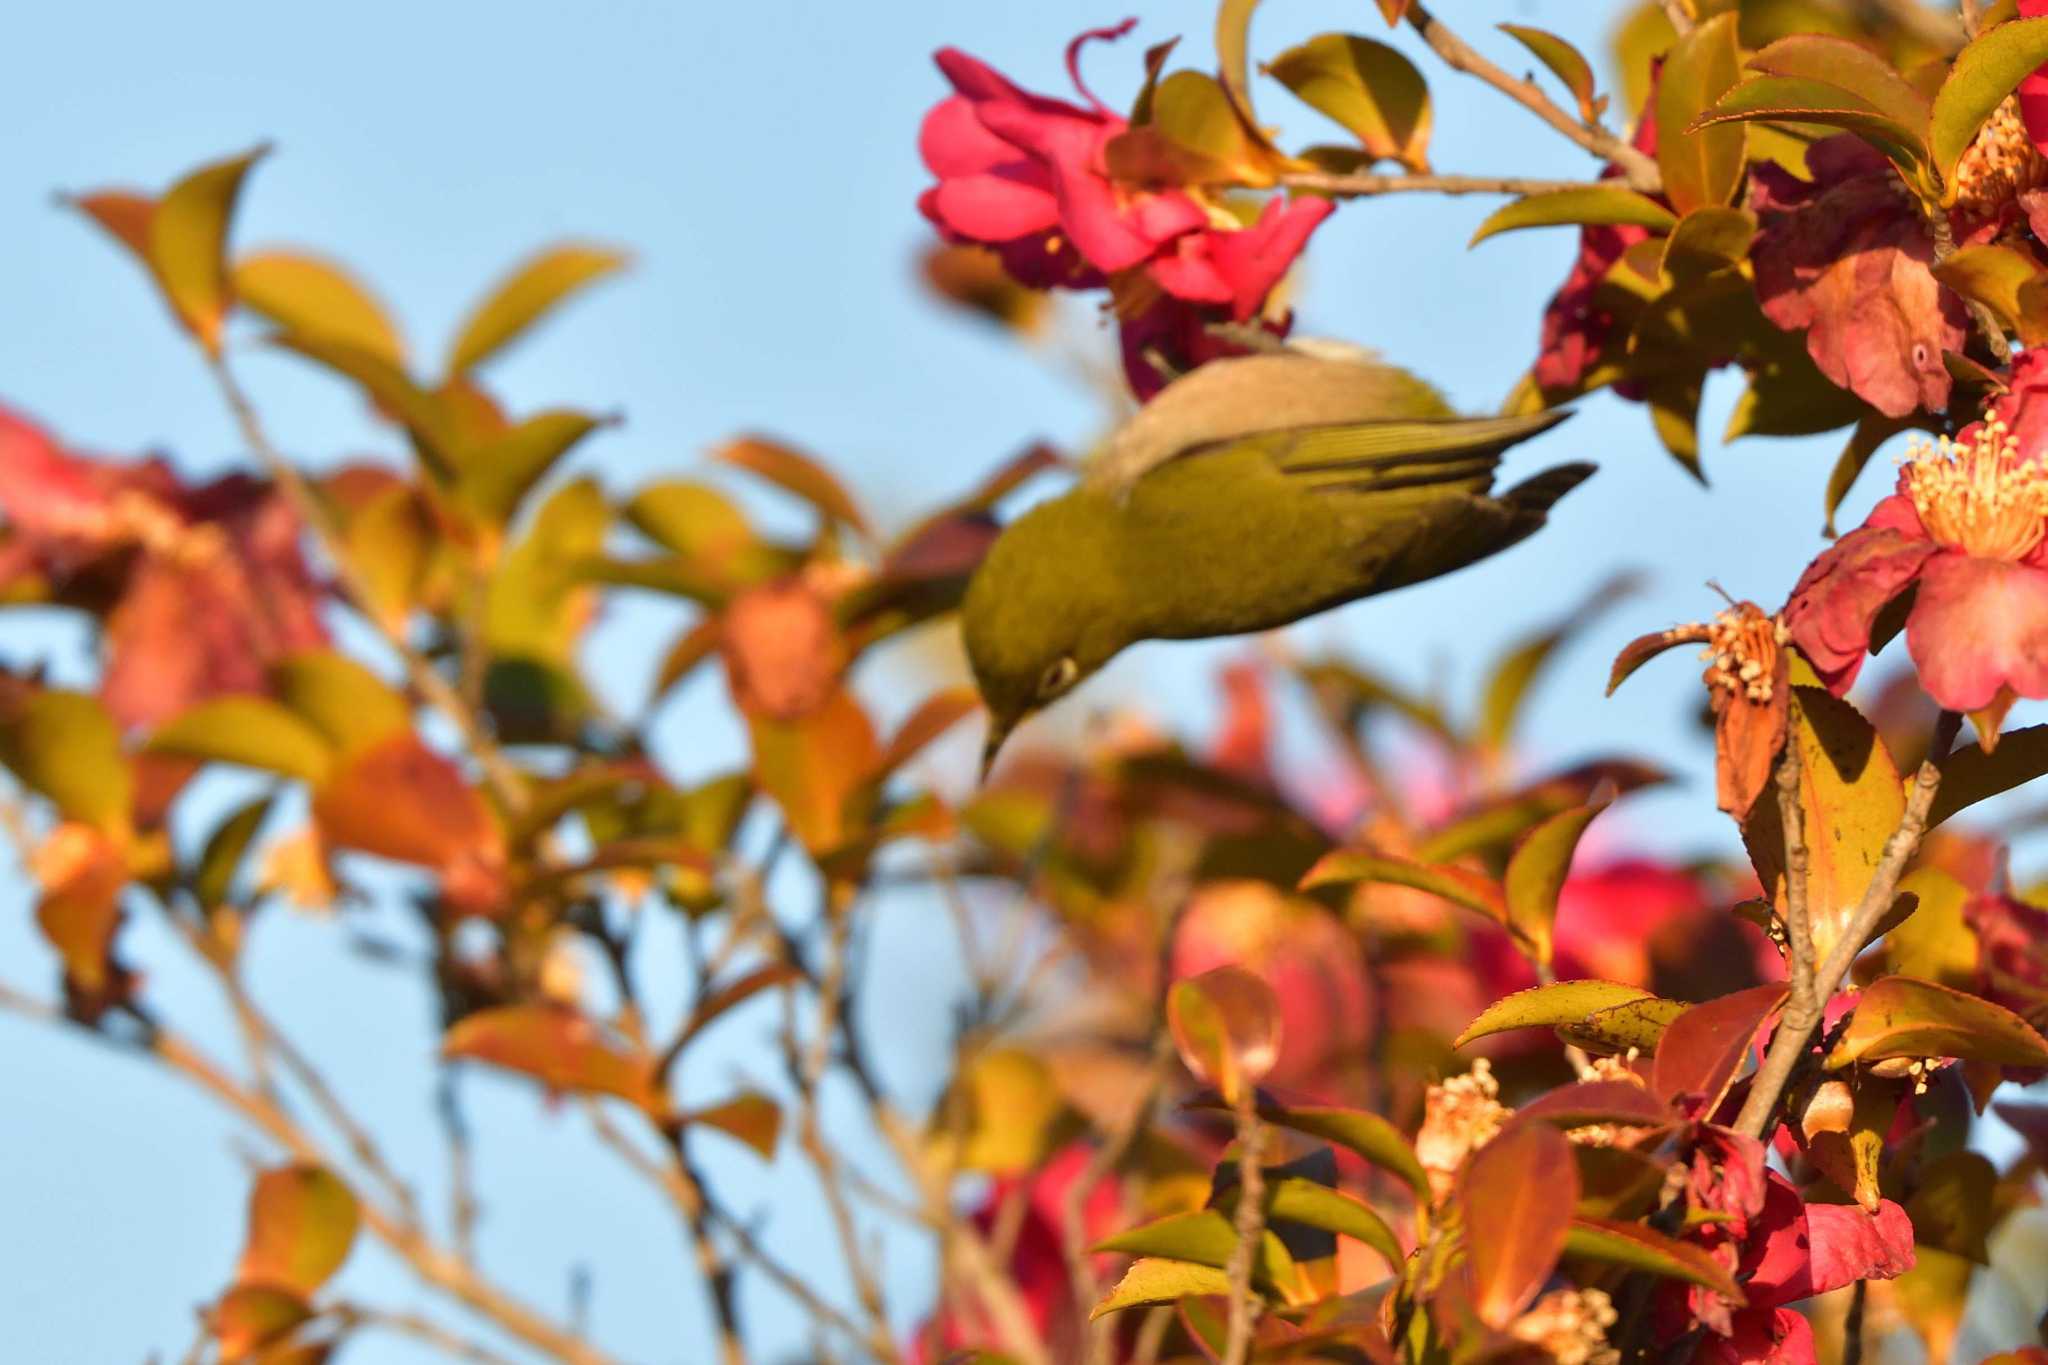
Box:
[1266,33,1432,171]
[1458,1121,1577,1328]
[713,436,869,538]
[1657,14,1745,215]
[1262,1178,1402,1269]
[1090,1257,1233,1320]
[443,1003,661,1110]
[0,689,133,836]
[1299,849,1505,926]
[312,733,502,876]
[210,1284,313,1358]
[1559,998,1692,1056]
[1453,980,1656,1049]
[238,1164,359,1295]
[1908,1150,1996,1263]
[1650,985,1785,1108]
[1517,1080,1671,1130]
[1216,0,1262,122]
[148,697,333,784]
[1168,965,1281,1104]
[233,250,405,366]
[1469,187,1677,247]
[458,408,609,524]
[1563,1217,1744,1301]
[684,1092,782,1159]
[1828,975,2048,1069]
[445,242,629,376]
[1930,17,2048,184]
[1249,1103,1428,1201]
[270,650,410,759]
[1500,25,1601,122]
[144,145,268,354]
[1106,70,1279,187]
[749,687,880,857]
[941,1047,1068,1175]
[1503,801,1608,967]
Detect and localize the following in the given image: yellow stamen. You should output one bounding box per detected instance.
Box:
[1949,98,2048,224]
[1701,603,1787,705]
[1901,416,2048,562]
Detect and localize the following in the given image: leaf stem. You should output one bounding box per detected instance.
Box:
[1403,4,1663,194]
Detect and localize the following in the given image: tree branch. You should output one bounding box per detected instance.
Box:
[1221,1082,1269,1365]
[1279,171,1604,198]
[1734,711,1960,1138]
[1405,4,1663,194]
[204,353,536,818]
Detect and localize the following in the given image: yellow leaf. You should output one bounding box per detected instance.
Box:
[148,145,270,354]
[445,242,629,376]
[234,250,405,366]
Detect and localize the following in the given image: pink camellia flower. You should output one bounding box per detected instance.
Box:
[917,22,1333,398]
[1784,352,2048,738]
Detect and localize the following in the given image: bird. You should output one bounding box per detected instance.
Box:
[962,350,1594,776]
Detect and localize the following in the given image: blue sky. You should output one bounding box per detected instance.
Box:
[1,3,2028,1362]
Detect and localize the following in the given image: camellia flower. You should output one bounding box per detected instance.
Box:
[917,22,1333,397]
[1784,364,2048,740]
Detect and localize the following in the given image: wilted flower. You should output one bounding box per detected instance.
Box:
[1414,1057,1508,1203]
[1510,1287,1619,1365]
[1609,600,1791,820]
[916,23,1332,398]
[1785,373,2048,739]
[1749,136,1966,419]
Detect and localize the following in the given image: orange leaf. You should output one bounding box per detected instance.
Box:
[748,687,880,856]
[312,732,504,879]
[720,578,846,720]
[443,1004,662,1111]
[69,190,156,258]
[1828,976,2048,1070]
[1457,1121,1579,1329]
[1651,985,1786,1111]
[30,823,128,996]
[685,1092,783,1159]
[237,1163,359,1295]
[1168,965,1281,1105]
[713,436,869,537]
[210,1283,312,1358]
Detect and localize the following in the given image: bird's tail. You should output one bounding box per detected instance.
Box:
[1501,461,1596,514]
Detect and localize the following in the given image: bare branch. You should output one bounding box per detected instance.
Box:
[1279,171,1605,198]
[1221,1083,1269,1365]
[1405,4,1663,194]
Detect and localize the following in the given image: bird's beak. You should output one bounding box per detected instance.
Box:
[980,713,1018,784]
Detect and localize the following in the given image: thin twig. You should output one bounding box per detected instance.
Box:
[204,354,535,817]
[1842,1278,1867,1365]
[1062,1037,1177,1365]
[330,1304,526,1365]
[1221,1081,1269,1365]
[1278,171,1600,198]
[1405,4,1663,194]
[1734,712,1960,1138]
[0,984,619,1365]
[438,1073,482,1262]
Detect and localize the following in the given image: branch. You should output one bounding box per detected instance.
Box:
[0,983,620,1365]
[203,354,536,818]
[1405,3,1663,194]
[1278,171,1607,198]
[1733,711,1960,1138]
[1221,1083,1269,1365]
[1061,1038,1176,1365]
[329,1304,526,1365]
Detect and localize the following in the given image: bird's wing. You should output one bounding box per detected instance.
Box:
[1085,354,1456,494]
[1246,409,1572,496]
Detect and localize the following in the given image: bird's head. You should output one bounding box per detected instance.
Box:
[961,496,1125,779]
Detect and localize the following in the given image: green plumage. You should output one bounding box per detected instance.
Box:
[963,352,1593,769]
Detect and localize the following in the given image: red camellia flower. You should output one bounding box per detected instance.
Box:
[1784,353,2048,737]
[917,21,1333,397]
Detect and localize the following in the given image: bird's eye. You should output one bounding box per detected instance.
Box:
[1038,656,1080,698]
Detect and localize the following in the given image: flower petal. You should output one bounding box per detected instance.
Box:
[1783,527,1938,695]
[1907,554,2048,711]
[918,95,1021,178]
[929,173,1060,243]
[1206,195,1337,320]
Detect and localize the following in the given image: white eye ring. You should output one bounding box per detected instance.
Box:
[1039,656,1080,698]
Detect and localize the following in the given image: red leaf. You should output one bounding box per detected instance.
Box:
[1652,984,1787,1111]
[1457,1120,1579,1328]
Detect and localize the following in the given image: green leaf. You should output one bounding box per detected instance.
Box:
[271,650,411,758]
[1928,724,2048,829]
[1907,1151,1997,1263]
[1266,33,1432,171]
[1093,1210,1300,1296]
[1503,801,1608,967]
[1469,187,1678,247]
[1560,997,1691,1055]
[148,697,334,784]
[1253,1103,1429,1202]
[1828,975,2048,1069]
[1660,206,1757,281]
[1299,850,1505,927]
[1691,76,1931,176]
[193,795,274,910]
[1106,70,1278,187]
[1263,1178,1402,1269]
[149,145,269,354]
[1499,25,1600,123]
[1090,1257,1233,1320]
[1744,33,1933,137]
[1453,980,1655,1049]
[0,690,133,836]
[238,1163,359,1295]
[1657,14,1746,215]
[1563,1218,1744,1301]
[1459,1121,1578,1328]
[457,408,609,523]
[1933,244,2048,344]
[1931,17,2048,185]
[445,242,629,376]
[233,250,405,366]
